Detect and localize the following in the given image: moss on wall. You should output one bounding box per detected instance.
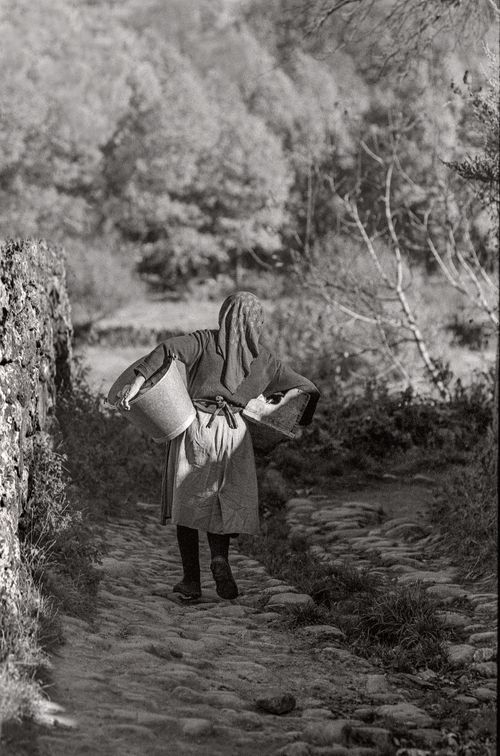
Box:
[0,239,72,671]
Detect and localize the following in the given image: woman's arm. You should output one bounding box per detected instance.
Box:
[133,331,208,382]
[118,374,145,411]
[263,359,320,425]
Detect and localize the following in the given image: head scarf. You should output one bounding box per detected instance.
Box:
[216,291,265,393]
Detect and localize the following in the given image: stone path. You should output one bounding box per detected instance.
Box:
[25,482,496,756]
[26,495,444,756]
[286,484,498,714]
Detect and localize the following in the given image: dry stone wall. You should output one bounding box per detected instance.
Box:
[0,239,73,623]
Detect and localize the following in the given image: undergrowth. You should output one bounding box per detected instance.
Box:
[19,434,101,618]
[56,362,164,517]
[239,509,451,672]
[430,436,497,582]
[276,371,494,477]
[1,363,162,726]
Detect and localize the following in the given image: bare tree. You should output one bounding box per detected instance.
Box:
[300,143,498,397]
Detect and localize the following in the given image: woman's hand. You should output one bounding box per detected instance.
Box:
[118,375,145,411]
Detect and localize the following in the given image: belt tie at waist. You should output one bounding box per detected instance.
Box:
[194,396,239,430]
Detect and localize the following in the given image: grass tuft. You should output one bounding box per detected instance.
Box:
[431,437,497,582]
[19,434,101,618]
[240,507,450,672]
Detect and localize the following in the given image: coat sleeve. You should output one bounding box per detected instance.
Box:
[133,331,207,381]
[263,358,320,426]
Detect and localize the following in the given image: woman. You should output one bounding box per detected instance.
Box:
[119,292,319,601]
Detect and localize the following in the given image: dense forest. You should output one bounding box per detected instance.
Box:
[1,0,498,390]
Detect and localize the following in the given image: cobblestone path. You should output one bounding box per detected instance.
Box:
[29,482,496,756]
[31,502,397,756]
[286,482,497,717]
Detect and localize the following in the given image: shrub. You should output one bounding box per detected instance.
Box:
[431,436,497,581]
[19,434,101,617]
[282,370,494,471]
[0,570,48,723]
[56,364,164,517]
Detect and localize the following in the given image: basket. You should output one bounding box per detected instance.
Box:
[107,356,195,442]
[243,392,309,452]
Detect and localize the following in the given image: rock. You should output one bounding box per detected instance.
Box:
[286,498,316,510]
[255,691,296,715]
[473,602,497,614]
[469,631,497,645]
[253,612,281,624]
[264,585,298,596]
[473,647,496,662]
[301,708,334,719]
[454,694,479,705]
[301,625,346,640]
[446,644,475,667]
[383,523,430,540]
[411,728,443,747]
[375,703,432,728]
[267,593,314,608]
[352,708,374,722]
[179,718,214,737]
[275,742,312,756]
[172,686,205,703]
[472,687,497,702]
[365,674,390,695]
[397,570,455,585]
[347,725,392,749]
[426,584,468,600]
[471,662,497,677]
[303,719,354,745]
[436,611,469,628]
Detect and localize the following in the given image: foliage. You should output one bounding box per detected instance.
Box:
[1,0,496,316]
[447,49,500,213]
[19,434,101,617]
[56,363,164,516]
[431,438,497,581]
[239,508,450,672]
[340,583,447,672]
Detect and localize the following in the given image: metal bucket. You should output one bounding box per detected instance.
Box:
[243,392,309,452]
[107,357,195,442]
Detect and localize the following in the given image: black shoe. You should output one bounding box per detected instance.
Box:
[210,557,238,600]
[173,579,201,599]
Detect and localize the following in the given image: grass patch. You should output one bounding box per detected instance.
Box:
[431,437,497,582]
[19,434,102,619]
[56,363,164,518]
[240,508,451,672]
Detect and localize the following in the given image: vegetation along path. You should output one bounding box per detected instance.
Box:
[9,476,497,755]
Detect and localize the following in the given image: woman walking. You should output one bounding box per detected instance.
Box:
[119,292,319,601]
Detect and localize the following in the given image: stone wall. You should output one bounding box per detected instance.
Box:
[0,240,73,621]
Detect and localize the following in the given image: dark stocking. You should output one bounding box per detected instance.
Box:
[174,525,201,598]
[207,532,238,600]
[206,532,230,561]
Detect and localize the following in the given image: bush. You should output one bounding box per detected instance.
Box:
[19,435,101,617]
[285,370,494,471]
[56,364,164,517]
[431,437,497,581]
